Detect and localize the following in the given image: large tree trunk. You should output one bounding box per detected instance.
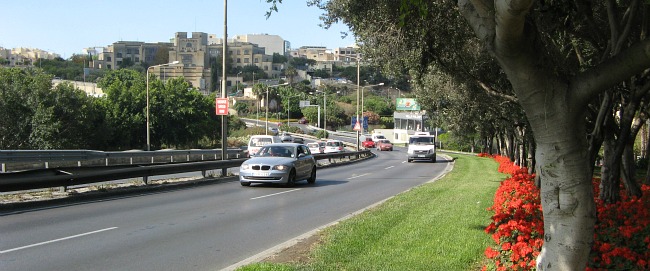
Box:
[600,137,622,203]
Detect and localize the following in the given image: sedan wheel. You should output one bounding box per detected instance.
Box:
[285,170,296,187]
[307,166,317,184]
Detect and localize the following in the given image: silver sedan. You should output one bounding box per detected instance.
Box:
[239,143,317,187]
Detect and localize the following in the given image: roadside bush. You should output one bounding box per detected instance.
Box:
[481,154,650,271]
[313,130,329,139]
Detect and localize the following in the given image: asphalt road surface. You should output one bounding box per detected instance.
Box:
[0,147,451,271]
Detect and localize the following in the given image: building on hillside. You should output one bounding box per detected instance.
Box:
[91,41,172,70]
[232,34,287,56]
[289,46,334,62]
[0,47,60,66]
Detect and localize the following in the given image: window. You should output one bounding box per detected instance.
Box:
[244,58,249,63]
[116,52,122,58]
[186,42,193,48]
[135,57,139,62]
[237,58,241,63]
[244,49,249,55]
[107,56,111,61]
[237,50,241,55]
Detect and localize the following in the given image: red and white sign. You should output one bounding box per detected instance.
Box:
[215,98,229,115]
[353,121,361,131]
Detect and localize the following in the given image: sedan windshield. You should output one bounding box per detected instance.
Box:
[258,146,295,157]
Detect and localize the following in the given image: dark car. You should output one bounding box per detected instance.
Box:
[298,117,309,124]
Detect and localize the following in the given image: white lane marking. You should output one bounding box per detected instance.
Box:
[347,173,370,180]
[0,227,118,254]
[251,189,301,200]
[384,166,395,170]
[402,161,406,163]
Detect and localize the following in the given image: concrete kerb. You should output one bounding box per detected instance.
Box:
[221,153,456,271]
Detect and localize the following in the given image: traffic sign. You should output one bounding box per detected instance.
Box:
[215,98,228,115]
[353,121,361,131]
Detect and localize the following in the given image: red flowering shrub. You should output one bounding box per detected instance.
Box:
[482,155,543,270]
[481,154,650,271]
[587,182,650,271]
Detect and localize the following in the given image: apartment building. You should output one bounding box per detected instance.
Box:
[91,41,172,70]
[0,47,60,66]
[232,33,286,56]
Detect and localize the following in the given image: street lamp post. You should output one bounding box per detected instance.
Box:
[264,83,289,135]
[361,82,384,134]
[146,60,179,151]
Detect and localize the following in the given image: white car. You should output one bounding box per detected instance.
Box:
[239,143,317,187]
[324,140,345,153]
[280,132,293,142]
[307,142,325,154]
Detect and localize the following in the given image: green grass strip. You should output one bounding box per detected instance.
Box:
[238,154,506,271]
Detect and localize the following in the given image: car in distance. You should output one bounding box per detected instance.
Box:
[247,135,282,157]
[292,137,304,144]
[361,138,375,148]
[239,143,317,187]
[324,140,345,153]
[307,142,325,154]
[280,132,293,142]
[268,127,279,135]
[298,117,309,124]
[376,139,393,151]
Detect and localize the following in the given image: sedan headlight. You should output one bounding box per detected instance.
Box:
[272,165,290,171]
[241,164,251,170]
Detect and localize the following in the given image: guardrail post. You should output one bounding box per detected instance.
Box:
[60,186,67,193]
[201,170,206,178]
[2,163,5,172]
[143,176,149,185]
[45,162,49,169]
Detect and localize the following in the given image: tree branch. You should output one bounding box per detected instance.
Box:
[493,0,534,56]
[573,40,650,107]
[458,0,495,49]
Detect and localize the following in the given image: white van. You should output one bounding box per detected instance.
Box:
[407,132,436,163]
[248,135,282,156]
[371,133,386,142]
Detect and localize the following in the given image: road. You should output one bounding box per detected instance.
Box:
[0,147,451,271]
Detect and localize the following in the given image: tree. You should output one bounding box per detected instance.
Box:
[152,46,170,66]
[272,53,288,64]
[288,0,650,269]
[149,77,214,149]
[97,69,147,150]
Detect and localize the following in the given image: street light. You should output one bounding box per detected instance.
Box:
[264,83,289,135]
[311,89,341,130]
[236,71,242,95]
[286,95,300,127]
[146,60,179,151]
[361,82,384,134]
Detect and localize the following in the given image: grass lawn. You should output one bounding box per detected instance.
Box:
[237,154,507,271]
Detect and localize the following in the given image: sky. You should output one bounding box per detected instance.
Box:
[0,0,356,58]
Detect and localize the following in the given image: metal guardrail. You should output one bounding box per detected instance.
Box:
[0,149,246,172]
[0,149,373,193]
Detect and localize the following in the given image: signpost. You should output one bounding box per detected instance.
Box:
[215,98,228,115]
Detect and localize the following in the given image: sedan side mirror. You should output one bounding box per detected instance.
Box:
[298,153,306,158]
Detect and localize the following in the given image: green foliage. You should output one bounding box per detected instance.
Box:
[312,69,331,78]
[272,53,288,64]
[289,57,316,68]
[313,129,329,139]
[0,68,107,149]
[278,124,303,134]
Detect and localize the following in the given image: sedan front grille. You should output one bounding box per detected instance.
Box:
[252,165,271,170]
